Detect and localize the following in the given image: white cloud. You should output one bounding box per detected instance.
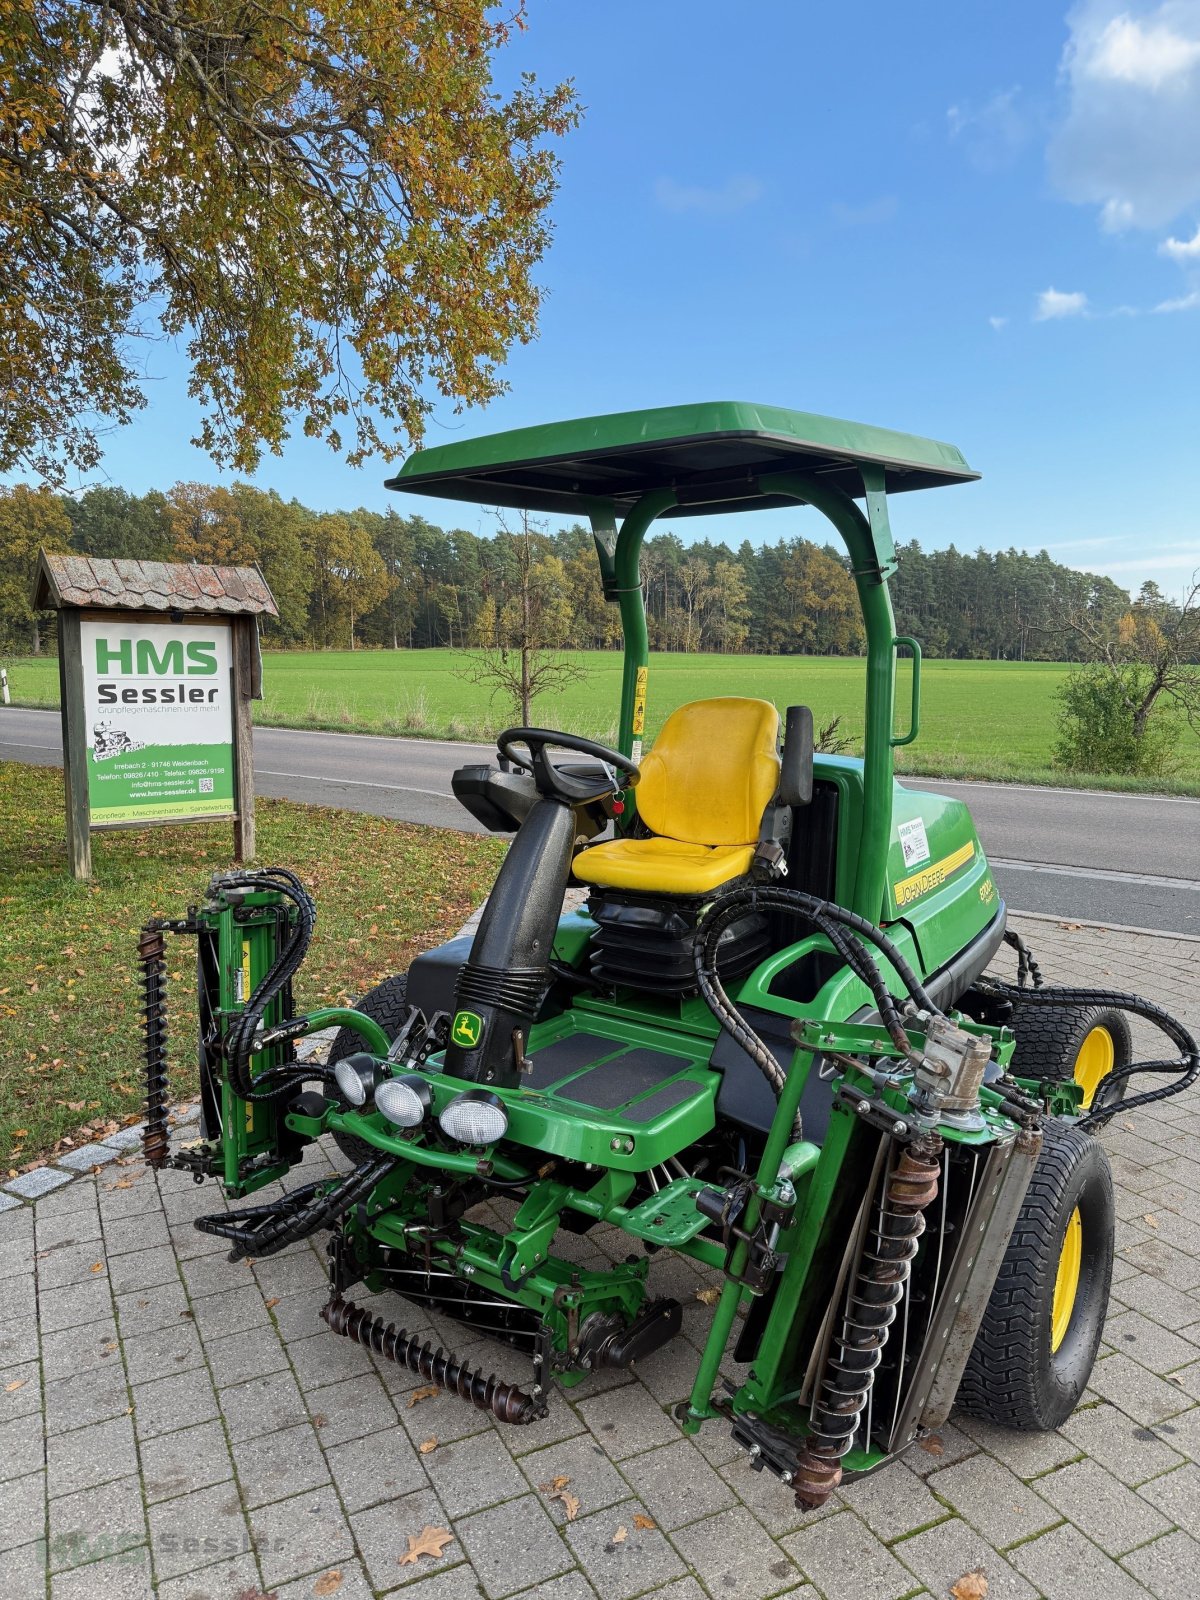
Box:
[1155,286,1200,307]
[830,196,898,228]
[1160,220,1200,256]
[989,315,1009,329]
[1049,2,1200,229]
[1035,287,1090,319]
[654,175,763,216]
[946,88,1033,170]
[1084,10,1200,87]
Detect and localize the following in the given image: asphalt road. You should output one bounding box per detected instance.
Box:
[3,705,1198,935]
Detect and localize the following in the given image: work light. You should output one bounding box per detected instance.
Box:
[438,1090,509,1146]
[375,1075,432,1130]
[332,1053,383,1109]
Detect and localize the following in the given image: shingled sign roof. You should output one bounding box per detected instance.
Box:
[32,553,278,617]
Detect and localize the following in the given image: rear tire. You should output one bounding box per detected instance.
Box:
[327,974,409,1165]
[1010,1004,1132,1126]
[956,1121,1114,1431]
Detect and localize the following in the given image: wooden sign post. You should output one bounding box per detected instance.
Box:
[33,555,278,880]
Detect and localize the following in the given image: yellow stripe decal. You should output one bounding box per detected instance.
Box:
[893,841,976,907]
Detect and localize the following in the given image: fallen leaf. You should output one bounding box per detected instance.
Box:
[111,1178,134,1190]
[632,1513,657,1530]
[313,1571,343,1597]
[1143,1214,1159,1230]
[538,1475,571,1493]
[90,1262,104,1274]
[11,1129,27,1137]
[695,1286,721,1306]
[610,1525,628,1545]
[918,1433,945,1456]
[554,1489,581,1521]
[950,1570,988,1600]
[398,1525,454,1566]
[418,1437,438,1454]
[5,1380,26,1393]
[264,1296,280,1309]
[408,1385,440,1407]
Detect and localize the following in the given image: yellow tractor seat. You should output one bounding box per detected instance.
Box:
[573,696,781,897]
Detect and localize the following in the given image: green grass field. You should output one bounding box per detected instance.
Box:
[6,648,1199,791]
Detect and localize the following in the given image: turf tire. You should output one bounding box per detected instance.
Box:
[956,1120,1114,1431]
[327,973,410,1165]
[1009,1003,1132,1126]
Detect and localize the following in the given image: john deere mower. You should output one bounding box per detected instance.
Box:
[140,403,1198,1508]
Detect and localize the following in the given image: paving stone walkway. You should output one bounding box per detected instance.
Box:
[3,912,1199,1600]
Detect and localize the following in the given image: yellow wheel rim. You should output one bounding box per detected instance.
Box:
[1051,1207,1083,1352]
[1074,1025,1114,1109]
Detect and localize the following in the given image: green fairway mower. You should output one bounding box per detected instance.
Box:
[140,403,1198,1508]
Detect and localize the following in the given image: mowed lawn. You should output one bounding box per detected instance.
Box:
[7,648,1200,788]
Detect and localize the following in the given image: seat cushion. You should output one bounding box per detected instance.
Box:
[637,696,780,847]
[573,836,755,895]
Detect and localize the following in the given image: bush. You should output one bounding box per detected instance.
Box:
[1054,663,1175,776]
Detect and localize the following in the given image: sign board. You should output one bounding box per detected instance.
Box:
[79,618,236,826]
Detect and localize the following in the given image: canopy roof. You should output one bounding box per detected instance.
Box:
[33,553,278,616]
[386,400,978,518]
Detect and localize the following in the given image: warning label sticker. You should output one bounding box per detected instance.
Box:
[897,817,931,869]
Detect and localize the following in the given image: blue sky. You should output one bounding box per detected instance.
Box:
[66,1,1200,595]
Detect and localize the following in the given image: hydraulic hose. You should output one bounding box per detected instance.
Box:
[693,887,944,1132]
[977,975,1199,1130]
[195,1156,392,1261]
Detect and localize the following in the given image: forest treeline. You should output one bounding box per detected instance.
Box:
[0,479,1138,661]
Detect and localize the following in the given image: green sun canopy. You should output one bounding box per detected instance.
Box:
[386,400,978,518]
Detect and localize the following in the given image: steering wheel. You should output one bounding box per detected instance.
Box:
[497,728,640,805]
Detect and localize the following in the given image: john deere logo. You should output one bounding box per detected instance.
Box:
[451,1010,483,1049]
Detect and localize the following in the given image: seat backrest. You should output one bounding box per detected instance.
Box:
[636,697,781,848]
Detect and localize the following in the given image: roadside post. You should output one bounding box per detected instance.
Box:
[1,667,8,705]
[32,554,278,880]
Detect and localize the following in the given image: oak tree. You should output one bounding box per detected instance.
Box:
[0,2,577,484]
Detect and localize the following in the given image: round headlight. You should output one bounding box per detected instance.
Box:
[438,1090,508,1146]
[375,1075,431,1129]
[333,1053,379,1109]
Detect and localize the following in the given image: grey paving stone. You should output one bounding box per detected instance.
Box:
[1,1470,45,1553]
[4,1537,50,1600]
[5,1167,73,1199]
[521,1430,648,1527]
[892,1516,1039,1600]
[454,1492,587,1600]
[100,1126,147,1153]
[154,1550,262,1600]
[147,1479,254,1583]
[47,1474,147,1573]
[40,1321,123,1383]
[618,1435,739,1531]
[55,1144,122,1173]
[49,1546,154,1600]
[47,1412,138,1499]
[39,1242,106,1290]
[1156,1402,1200,1465]
[233,1420,332,1509]
[422,1426,528,1518]
[1010,1522,1154,1600]
[1060,1399,1185,1485]
[203,1323,290,1387]
[102,1210,171,1256]
[2,1357,46,1415]
[1138,1461,1200,1537]
[186,1282,273,1342]
[251,1484,359,1589]
[0,1192,22,1214]
[1038,1456,1172,1556]
[927,1450,1058,1545]
[718,1451,841,1539]
[304,1371,399,1448]
[352,1485,460,1591]
[323,1426,428,1512]
[107,1243,178,1295]
[139,1418,235,1504]
[575,1382,682,1460]
[837,1457,949,1544]
[0,1411,48,1482]
[0,1315,39,1366]
[394,1376,499,1449]
[120,1319,204,1385]
[276,1556,378,1600]
[114,1280,191,1337]
[671,1504,801,1600]
[952,1412,1080,1478]
[1088,1352,1195,1425]
[0,1271,37,1322]
[903,1420,977,1476]
[37,1205,103,1251]
[288,1324,378,1388]
[252,1245,328,1299]
[1122,1528,1200,1599]
[132,1366,220,1441]
[219,1367,309,1443]
[1105,1309,1200,1374]
[266,1284,329,1343]
[785,1509,918,1600]
[178,1249,257,1301]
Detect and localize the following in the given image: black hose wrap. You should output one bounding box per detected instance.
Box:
[693,887,943,1136]
[195,1156,391,1261]
[219,868,320,1103]
[977,975,1200,1130]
